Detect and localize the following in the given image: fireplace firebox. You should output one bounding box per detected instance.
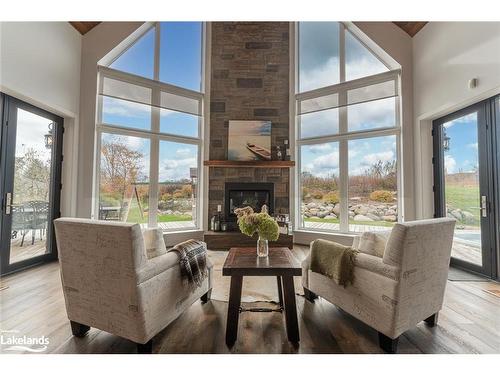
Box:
[224,182,274,225]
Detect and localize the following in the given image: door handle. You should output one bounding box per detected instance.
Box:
[481,195,488,218]
[5,192,12,215]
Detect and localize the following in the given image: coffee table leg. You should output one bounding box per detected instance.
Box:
[276,276,284,308]
[282,275,300,342]
[226,275,243,346]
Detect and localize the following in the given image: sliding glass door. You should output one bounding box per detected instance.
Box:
[433,96,498,278]
[0,94,64,275]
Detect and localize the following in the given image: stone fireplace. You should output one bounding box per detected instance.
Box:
[207,22,290,226]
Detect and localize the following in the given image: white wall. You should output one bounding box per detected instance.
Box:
[0,22,82,216]
[413,22,500,219]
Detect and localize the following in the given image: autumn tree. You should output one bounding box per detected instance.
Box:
[14,148,51,203]
[100,137,144,205]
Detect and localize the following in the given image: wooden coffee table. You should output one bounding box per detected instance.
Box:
[222,247,302,345]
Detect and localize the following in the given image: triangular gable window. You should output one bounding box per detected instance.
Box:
[110,27,155,80]
[345,30,388,81]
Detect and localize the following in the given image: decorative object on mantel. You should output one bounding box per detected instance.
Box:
[228,120,271,161]
[234,205,279,257]
[204,160,294,168]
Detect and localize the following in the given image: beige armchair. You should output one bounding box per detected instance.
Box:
[54,218,212,353]
[302,218,455,353]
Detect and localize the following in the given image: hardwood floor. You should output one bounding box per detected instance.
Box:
[0,246,499,354]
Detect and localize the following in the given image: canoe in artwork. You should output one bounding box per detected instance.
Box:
[246,142,272,160]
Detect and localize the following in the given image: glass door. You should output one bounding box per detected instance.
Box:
[433,97,498,278]
[0,94,64,275]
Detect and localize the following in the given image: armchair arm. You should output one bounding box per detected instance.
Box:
[136,251,180,284]
[355,252,400,281]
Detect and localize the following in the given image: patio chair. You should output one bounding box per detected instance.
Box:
[11,204,30,247]
[28,200,49,245]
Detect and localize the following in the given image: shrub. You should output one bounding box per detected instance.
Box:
[323,191,340,204]
[369,190,394,202]
[312,190,324,199]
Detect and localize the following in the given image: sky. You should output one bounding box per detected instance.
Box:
[15,109,52,162]
[443,113,479,174]
[110,22,202,91]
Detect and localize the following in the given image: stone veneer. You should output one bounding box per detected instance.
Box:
[208,22,290,222]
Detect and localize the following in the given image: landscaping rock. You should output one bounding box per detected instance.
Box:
[366,213,381,221]
[324,214,337,220]
[332,203,340,216]
[381,215,397,222]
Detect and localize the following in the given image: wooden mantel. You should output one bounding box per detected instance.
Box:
[204,160,295,168]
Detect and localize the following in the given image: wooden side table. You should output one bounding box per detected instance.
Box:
[222,247,302,346]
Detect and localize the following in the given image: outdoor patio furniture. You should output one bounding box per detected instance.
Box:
[27,201,49,245]
[11,204,31,247]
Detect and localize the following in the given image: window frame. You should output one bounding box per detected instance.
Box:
[294,22,403,234]
[93,22,206,232]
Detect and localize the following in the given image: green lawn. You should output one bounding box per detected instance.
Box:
[126,206,192,224]
[445,184,480,223]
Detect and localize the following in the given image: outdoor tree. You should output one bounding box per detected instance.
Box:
[100,137,144,205]
[14,148,51,203]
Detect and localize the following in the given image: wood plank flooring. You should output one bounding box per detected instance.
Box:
[0,245,499,354]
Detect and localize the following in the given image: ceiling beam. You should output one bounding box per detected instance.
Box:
[393,22,428,37]
[69,22,101,35]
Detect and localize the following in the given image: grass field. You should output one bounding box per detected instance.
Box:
[445,184,480,223]
[126,206,192,224]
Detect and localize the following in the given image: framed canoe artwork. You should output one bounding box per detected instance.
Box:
[228,120,272,161]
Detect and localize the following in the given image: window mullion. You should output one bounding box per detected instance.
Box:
[149,85,161,228]
[338,23,349,233]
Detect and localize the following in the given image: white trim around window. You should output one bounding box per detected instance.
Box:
[293,22,403,235]
[92,22,206,233]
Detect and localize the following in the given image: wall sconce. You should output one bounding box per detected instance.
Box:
[443,131,450,151]
[44,122,54,149]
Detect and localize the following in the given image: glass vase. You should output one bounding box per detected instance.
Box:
[257,236,269,258]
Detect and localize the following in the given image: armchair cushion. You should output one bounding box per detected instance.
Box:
[142,227,167,259]
[355,252,400,281]
[353,231,391,257]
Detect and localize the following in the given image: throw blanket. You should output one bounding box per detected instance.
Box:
[310,239,358,287]
[168,239,208,287]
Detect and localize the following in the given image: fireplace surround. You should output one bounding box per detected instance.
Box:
[224,182,274,223]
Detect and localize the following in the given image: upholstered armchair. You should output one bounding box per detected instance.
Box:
[302,218,456,353]
[54,218,212,353]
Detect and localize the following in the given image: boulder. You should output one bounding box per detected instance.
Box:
[317,211,328,218]
[324,214,337,220]
[366,213,381,221]
[332,203,341,216]
[307,202,318,209]
[382,215,397,222]
[450,209,463,220]
[461,211,476,224]
[354,214,373,222]
[309,208,319,216]
[354,205,369,215]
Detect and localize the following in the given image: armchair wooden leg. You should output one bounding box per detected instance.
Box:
[424,312,439,327]
[378,332,399,353]
[70,321,90,337]
[137,340,153,354]
[303,287,318,303]
[201,288,212,304]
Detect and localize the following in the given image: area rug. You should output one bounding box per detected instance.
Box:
[447,267,489,282]
[207,250,304,303]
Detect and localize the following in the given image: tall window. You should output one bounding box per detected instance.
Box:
[296,22,400,233]
[95,22,204,231]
